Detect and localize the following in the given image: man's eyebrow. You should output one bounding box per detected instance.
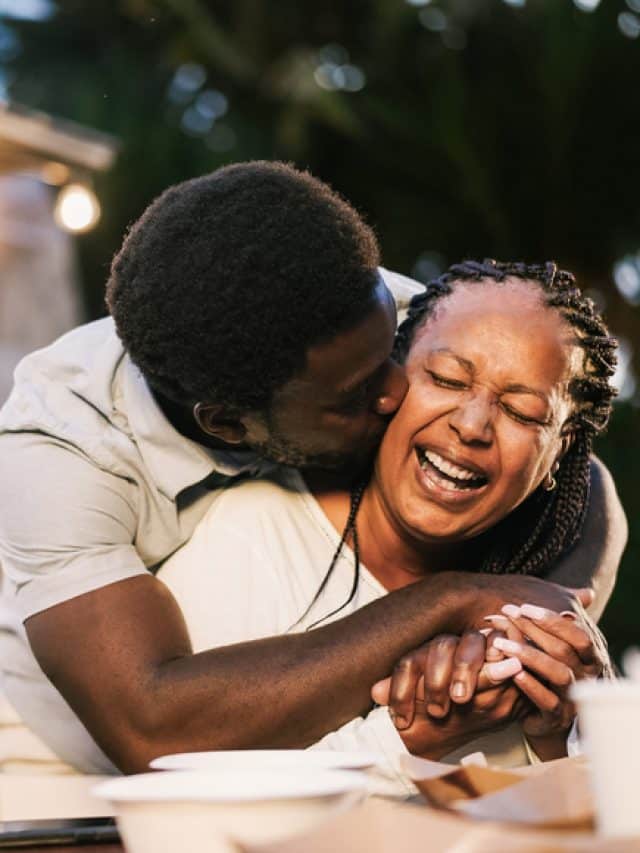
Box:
[337,362,389,397]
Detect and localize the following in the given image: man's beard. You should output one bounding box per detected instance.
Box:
[248,433,374,473]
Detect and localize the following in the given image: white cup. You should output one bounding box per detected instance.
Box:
[571,679,640,839]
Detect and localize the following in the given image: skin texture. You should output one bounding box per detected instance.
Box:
[193,279,407,472]
[24,281,625,772]
[316,280,616,759]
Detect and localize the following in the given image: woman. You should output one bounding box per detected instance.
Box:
[159,259,617,778]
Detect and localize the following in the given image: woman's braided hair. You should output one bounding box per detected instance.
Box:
[394,259,618,578]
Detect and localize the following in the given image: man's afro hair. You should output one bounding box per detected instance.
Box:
[106,161,380,411]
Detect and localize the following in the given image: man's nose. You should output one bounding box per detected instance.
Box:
[449,391,495,445]
[373,360,408,416]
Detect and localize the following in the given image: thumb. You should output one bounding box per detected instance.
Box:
[371,677,391,706]
[565,586,595,609]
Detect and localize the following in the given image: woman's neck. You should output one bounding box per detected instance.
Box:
[311,475,477,592]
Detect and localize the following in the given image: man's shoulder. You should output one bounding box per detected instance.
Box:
[0,316,131,469]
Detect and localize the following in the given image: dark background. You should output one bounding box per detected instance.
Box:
[6,0,638,660]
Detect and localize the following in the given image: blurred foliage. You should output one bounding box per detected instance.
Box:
[4,0,638,657]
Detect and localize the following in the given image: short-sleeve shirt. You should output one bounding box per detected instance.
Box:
[0,267,423,772]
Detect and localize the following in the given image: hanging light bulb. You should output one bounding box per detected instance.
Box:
[54,183,101,233]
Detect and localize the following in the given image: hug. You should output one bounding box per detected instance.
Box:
[0,163,626,789]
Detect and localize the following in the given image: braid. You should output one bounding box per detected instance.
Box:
[395,259,617,578]
[289,481,366,630]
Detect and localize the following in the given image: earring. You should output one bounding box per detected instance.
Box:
[543,470,557,492]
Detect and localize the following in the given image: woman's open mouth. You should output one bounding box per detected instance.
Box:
[415,448,488,494]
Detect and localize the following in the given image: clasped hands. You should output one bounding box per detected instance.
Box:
[371,597,607,761]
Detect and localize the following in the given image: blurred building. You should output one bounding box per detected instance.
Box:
[0,102,117,402]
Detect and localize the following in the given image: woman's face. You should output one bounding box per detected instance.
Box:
[375,278,581,545]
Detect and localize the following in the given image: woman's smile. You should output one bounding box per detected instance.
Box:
[413,445,490,506]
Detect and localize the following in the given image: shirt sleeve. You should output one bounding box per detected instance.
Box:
[378,267,425,325]
[0,432,148,620]
[309,706,418,797]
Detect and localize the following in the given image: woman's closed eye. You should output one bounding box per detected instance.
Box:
[500,402,549,427]
[427,370,468,390]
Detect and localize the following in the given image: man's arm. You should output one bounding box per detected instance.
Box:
[26,570,584,774]
[546,456,627,621]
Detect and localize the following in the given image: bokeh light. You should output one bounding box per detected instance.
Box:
[54,183,100,233]
[573,0,602,12]
[613,254,640,305]
[618,11,640,38]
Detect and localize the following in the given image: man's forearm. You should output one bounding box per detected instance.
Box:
[28,571,579,773]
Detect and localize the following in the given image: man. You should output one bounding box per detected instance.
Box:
[0,162,626,774]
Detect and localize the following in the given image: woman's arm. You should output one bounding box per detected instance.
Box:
[547,456,627,621]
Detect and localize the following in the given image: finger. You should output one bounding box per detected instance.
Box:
[565,587,595,610]
[504,613,582,672]
[423,635,459,718]
[513,670,571,717]
[371,677,391,706]
[483,615,526,644]
[450,631,486,704]
[517,604,598,666]
[388,654,425,729]
[492,637,574,690]
[478,656,522,690]
[485,629,506,662]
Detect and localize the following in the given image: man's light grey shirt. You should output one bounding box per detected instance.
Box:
[0,267,422,772]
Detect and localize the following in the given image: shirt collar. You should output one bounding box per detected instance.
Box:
[120,356,264,500]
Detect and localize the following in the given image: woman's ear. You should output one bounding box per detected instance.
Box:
[193,402,247,445]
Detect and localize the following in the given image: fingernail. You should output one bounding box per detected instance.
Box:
[427,702,447,718]
[560,610,578,621]
[520,603,548,621]
[451,681,466,699]
[492,637,522,654]
[484,615,510,629]
[485,645,504,661]
[501,604,521,619]
[479,627,492,636]
[486,657,522,681]
[389,711,409,730]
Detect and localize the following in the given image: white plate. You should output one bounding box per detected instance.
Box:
[94,768,367,803]
[149,748,380,772]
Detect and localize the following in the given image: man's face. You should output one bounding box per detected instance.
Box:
[243,280,407,471]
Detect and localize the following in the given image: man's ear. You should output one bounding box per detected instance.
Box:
[193,402,247,445]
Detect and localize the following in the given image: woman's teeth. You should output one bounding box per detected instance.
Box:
[418,449,487,491]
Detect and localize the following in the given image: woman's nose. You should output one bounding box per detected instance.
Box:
[449,392,495,445]
[373,360,408,416]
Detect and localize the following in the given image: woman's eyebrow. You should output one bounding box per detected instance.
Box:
[502,382,548,401]
[430,348,474,373]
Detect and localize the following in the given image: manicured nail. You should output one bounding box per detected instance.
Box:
[560,610,578,621]
[501,604,521,619]
[486,657,522,682]
[451,681,466,699]
[492,637,522,655]
[479,627,492,636]
[520,603,548,621]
